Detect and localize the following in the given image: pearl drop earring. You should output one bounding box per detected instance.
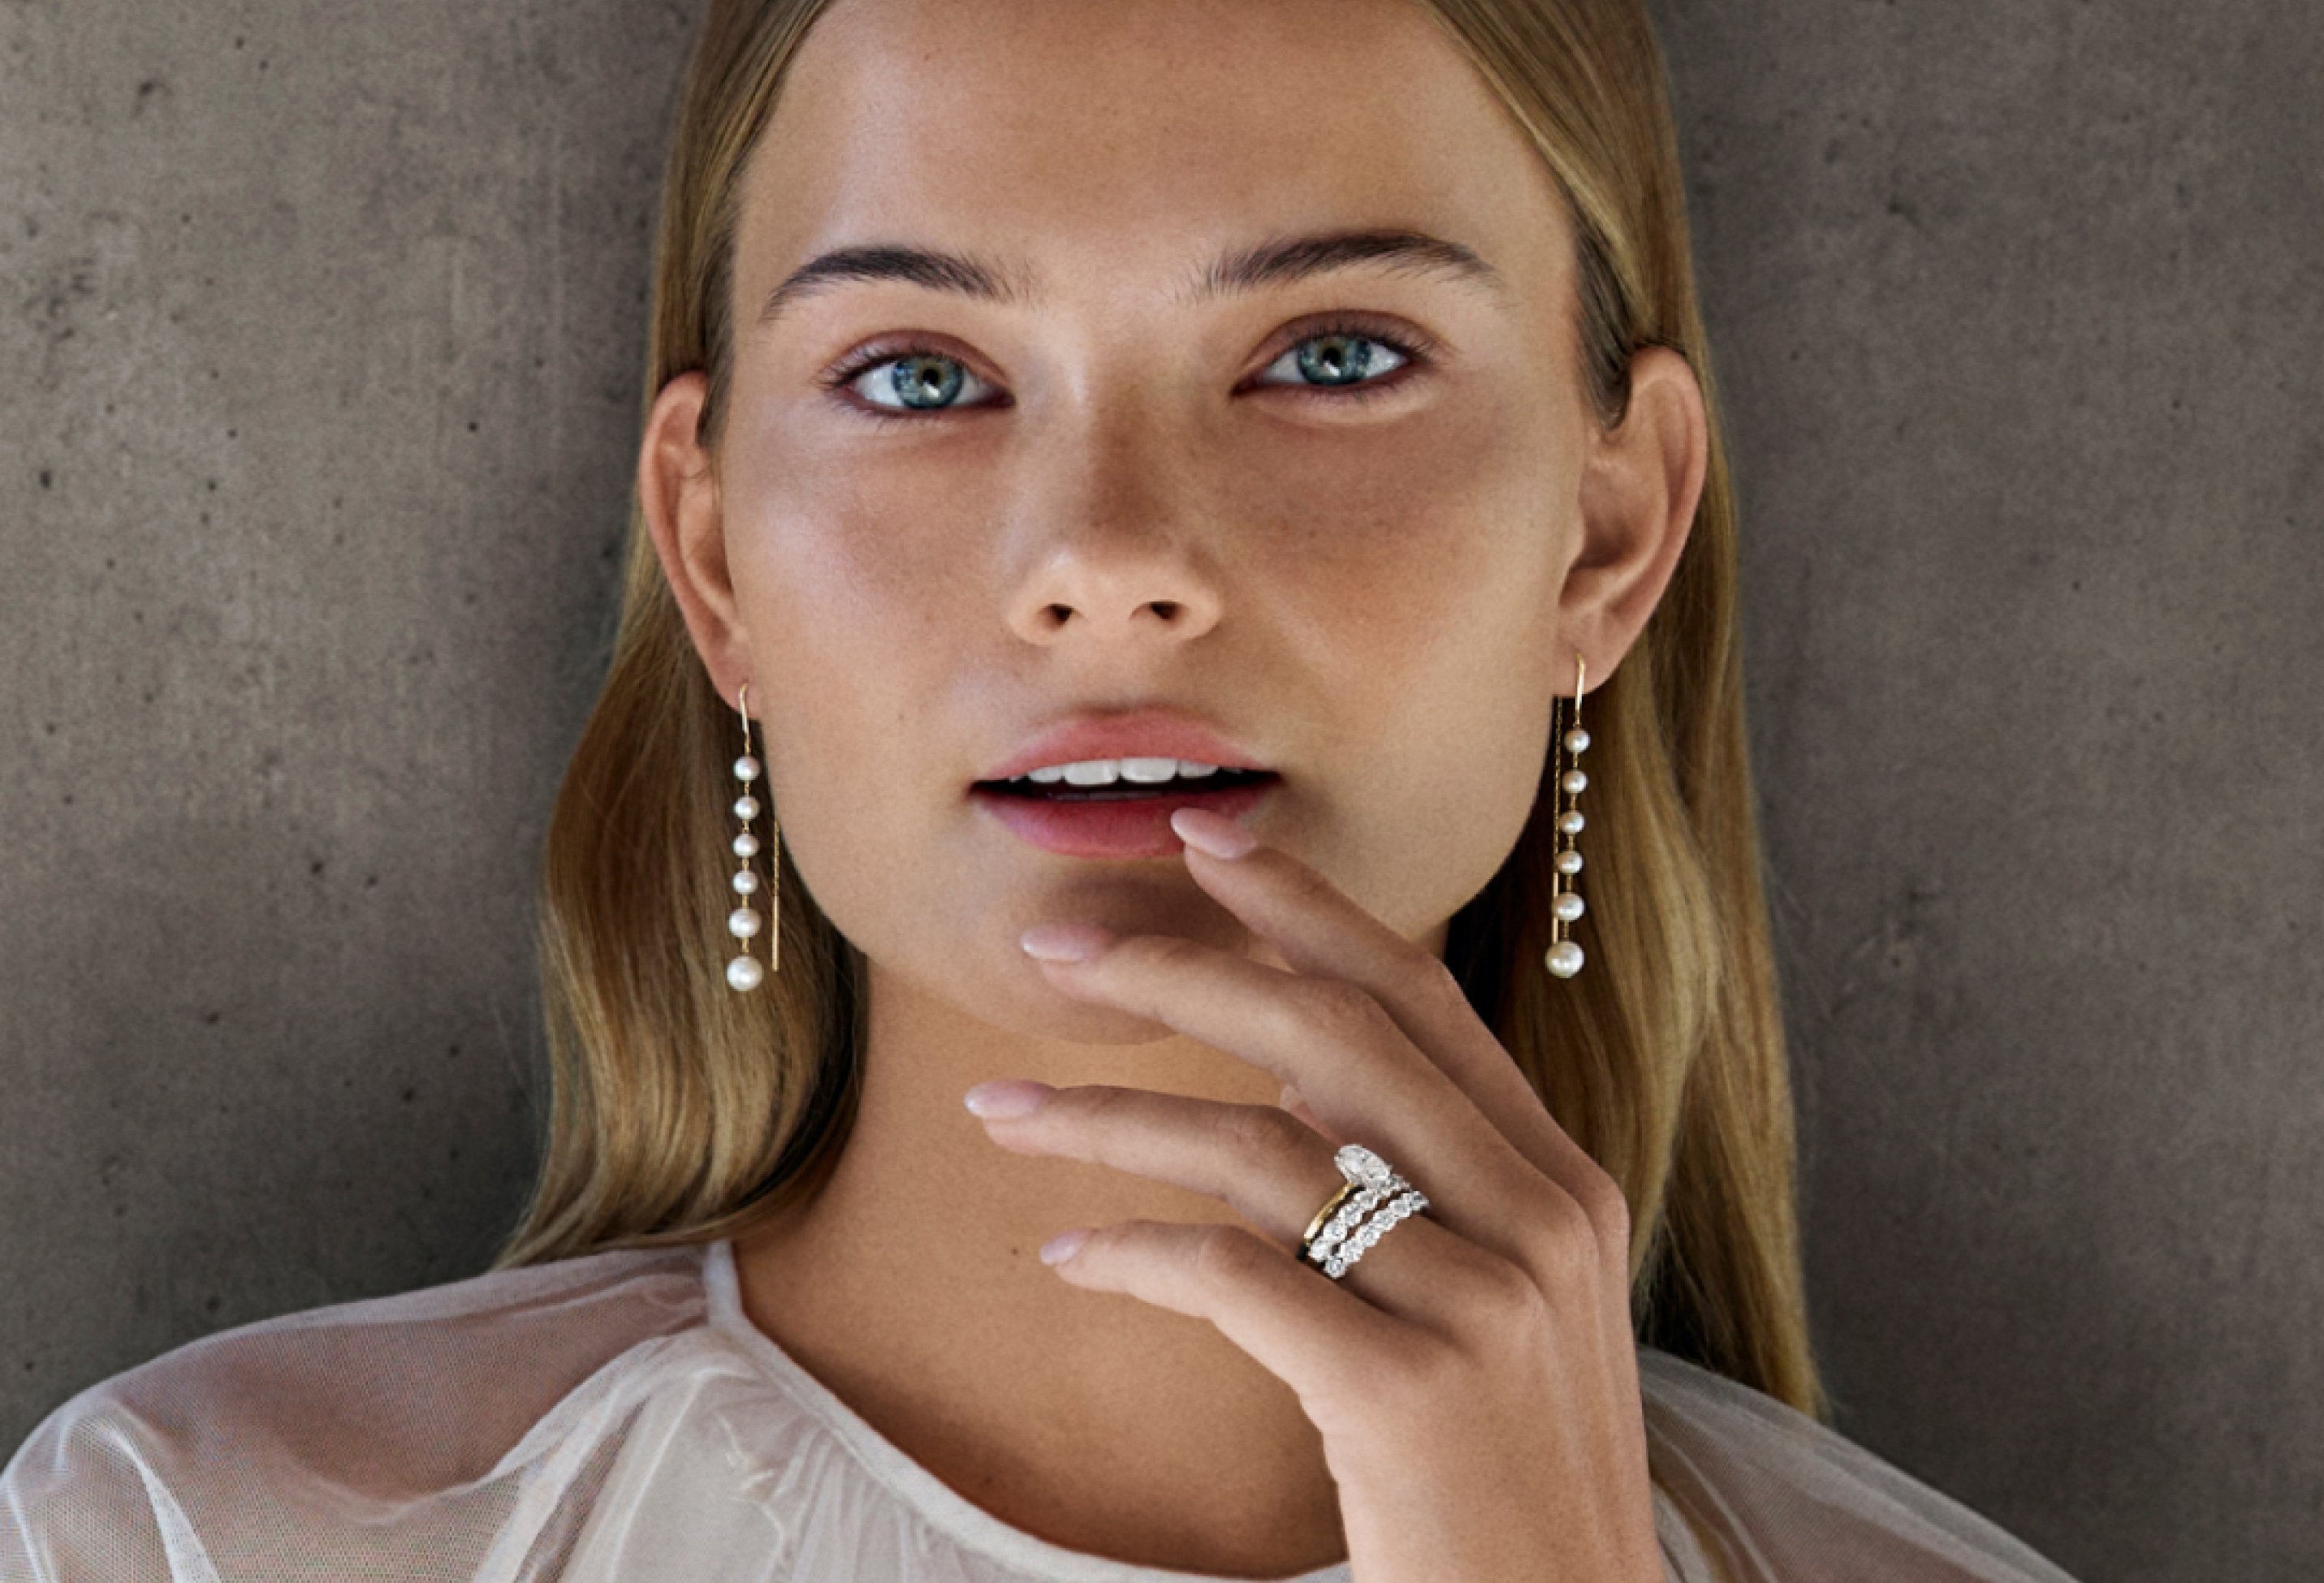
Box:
[1544,654,1588,980]
[726,683,776,991]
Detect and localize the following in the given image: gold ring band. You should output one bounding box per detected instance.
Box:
[1298,1182,1358,1258]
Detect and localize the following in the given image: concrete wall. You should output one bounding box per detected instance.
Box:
[1654,2,2323,1577]
[3,2,2317,1578]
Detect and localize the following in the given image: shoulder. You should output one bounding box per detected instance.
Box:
[1,1244,711,1581]
[1635,1348,2082,1582]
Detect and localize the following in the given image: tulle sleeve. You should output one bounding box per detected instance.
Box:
[0,1248,709,1583]
[1,1395,190,1583]
[1638,1348,2082,1582]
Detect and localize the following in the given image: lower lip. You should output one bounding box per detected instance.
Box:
[971,779,1275,859]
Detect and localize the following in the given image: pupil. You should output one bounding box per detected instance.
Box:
[896,355,963,408]
[1298,334,1372,387]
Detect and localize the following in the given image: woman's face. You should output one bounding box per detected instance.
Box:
[692,0,1624,1043]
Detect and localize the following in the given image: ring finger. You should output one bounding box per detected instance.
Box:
[968,1080,1514,1325]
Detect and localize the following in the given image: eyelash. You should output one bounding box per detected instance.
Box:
[817,314,1434,425]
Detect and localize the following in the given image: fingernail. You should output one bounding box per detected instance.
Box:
[1020,922,1110,963]
[1171,807,1257,860]
[963,1079,1053,1119]
[1039,1228,1090,1266]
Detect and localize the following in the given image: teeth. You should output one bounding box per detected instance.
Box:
[1009,758,1231,785]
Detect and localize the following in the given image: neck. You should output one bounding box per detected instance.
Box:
[732,962,1348,1580]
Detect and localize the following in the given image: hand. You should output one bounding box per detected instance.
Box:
[964,806,1664,1583]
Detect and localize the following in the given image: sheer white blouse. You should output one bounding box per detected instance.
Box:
[1,1240,2080,1582]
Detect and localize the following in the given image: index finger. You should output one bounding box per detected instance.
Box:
[1167,808,1605,1204]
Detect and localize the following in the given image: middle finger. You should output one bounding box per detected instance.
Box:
[969,1079,1510,1323]
[1019,928,1552,1262]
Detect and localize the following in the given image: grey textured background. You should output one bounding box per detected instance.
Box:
[2,1,2318,1578]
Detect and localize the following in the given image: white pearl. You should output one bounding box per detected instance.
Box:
[1544,940,1584,978]
[726,955,765,992]
[1555,849,1583,876]
[728,907,762,939]
[1564,728,1591,755]
[1553,891,1586,922]
[1557,810,1585,836]
[733,796,761,822]
[733,755,760,782]
[732,869,761,895]
[732,832,760,859]
[1561,770,1588,796]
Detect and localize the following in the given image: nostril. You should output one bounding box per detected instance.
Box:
[1149,601,1181,619]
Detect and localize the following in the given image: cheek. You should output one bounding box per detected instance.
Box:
[1242,397,1576,727]
[719,392,991,759]
[1227,399,1579,931]
[723,412,957,620]
[711,430,963,925]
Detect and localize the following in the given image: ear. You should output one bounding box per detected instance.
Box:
[639,371,751,704]
[1561,347,1707,688]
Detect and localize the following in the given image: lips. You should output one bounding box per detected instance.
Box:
[971,711,1278,859]
[970,775,1276,859]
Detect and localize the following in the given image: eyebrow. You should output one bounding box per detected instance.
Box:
[757,227,1504,324]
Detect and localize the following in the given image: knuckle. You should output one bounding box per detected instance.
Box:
[1523,1188,1604,1277]
[1131,933,1211,977]
[1045,1085,1151,1154]
[1474,1257,1553,1335]
[1187,1223,1272,1288]
[1062,1083,1137,1126]
[1528,1175,1633,1287]
[1209,1101,1313,1169]
[1573,1162,1634,1249]
[1410,952,1474,1018]
[1289,977,1393,1044]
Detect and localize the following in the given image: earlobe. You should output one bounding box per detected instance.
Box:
[639,371,750,701]
[1562,347,1708,685]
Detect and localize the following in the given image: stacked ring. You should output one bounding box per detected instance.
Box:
[1298,1144,1431,1280]
[1298,1182,1360,1254]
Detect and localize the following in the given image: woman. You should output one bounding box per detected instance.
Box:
[1,0,2086,1578]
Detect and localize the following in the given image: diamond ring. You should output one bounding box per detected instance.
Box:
[1298,1144,1429,1279]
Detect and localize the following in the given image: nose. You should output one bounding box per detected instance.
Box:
[1001,408,1225,650]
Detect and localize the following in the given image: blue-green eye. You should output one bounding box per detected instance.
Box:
[841,350,996,413]
[1256,328,1413,391]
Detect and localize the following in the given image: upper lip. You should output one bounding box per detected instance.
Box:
[976,710,1272,784]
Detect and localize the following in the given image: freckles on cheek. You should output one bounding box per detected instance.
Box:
[724,445,969,638]
[1250,407,1552,657]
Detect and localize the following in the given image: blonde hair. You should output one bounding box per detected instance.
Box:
[503,0,1828,1425]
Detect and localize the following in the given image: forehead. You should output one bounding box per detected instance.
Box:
[739,0,1573,310]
